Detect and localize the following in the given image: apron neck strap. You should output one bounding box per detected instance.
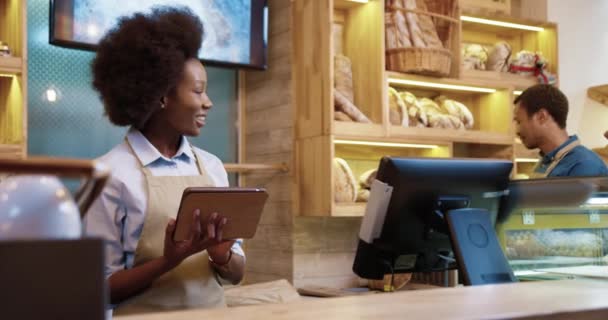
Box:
[124,137,206,177]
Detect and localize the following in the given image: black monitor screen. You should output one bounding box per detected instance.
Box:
[353,157,513,280]
[49,0,268,69]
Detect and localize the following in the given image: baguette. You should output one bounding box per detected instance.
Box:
[403,0,426,47]
[334,110,353,122]
[414,0,443,48]
[335,90,371,123]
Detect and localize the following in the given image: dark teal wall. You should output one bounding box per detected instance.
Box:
[27,0,238,163]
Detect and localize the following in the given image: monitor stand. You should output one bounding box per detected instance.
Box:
[445,208,517,286]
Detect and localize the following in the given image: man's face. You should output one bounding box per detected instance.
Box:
[514,104,542,149]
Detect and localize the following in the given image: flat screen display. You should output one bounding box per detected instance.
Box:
[50,0,268,69]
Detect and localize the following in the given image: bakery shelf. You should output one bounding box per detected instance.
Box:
[386,71,505,92]
[461,69,537,90]
[0,57,22,75]
[333,121,386,138]
[389,126,513,146]
[333,202,366,217]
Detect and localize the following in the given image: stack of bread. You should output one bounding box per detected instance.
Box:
[389,87,474,130]
[333,159,379,204]
[385,0,444,51]
[334,54,371,123]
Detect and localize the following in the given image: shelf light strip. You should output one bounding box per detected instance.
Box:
[388,78,496,93]
[515,157,539,163]
[0,73,15,78]
[334,139,438,149]
[346,0,369,3]
[460,16,544,32]
[513,90,523,96]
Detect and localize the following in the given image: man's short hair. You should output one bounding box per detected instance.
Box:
[514,84,568,129]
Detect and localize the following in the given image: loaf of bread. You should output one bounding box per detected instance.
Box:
[487,42,511,72]
[435,96,474,129]
[393,8,413,48]
[358,169,378,189]
[414,0,443,48]
[400,91,428,127]
[385,12,401,50]
[333,158,358,202]
[334,54,354,103]
[335,90,371,123]
[403,0,426,47]
[334,111,353,122]
[356,189,370,202]
[388,87,408,126]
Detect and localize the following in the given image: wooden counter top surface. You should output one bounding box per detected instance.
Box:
[116,279,608,320]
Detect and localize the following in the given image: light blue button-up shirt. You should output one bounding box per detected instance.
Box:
[84,128,244,278]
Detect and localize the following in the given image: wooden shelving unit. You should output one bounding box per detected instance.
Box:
[293,0,557,217]
[0,0,27,159]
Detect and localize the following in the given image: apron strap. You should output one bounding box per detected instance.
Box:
[533,139,581,178]
[124,137,210,178]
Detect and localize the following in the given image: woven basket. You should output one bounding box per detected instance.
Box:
[385,0,460,77]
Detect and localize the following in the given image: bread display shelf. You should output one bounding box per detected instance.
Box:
[333,202,367,217]
[0,57,22,75]
[461,69,537,90]
[293,0,559,216]
[389,126,513,145]
[333,121,386,138]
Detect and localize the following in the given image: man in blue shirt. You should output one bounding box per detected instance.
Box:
[513,84,608,178]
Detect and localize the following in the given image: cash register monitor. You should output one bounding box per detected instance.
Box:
[353,157,515,286]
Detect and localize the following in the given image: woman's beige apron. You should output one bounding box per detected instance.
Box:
[530,139,580,178]
[114,140,225,315]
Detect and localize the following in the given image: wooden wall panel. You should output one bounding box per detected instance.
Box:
[243,0,294,284]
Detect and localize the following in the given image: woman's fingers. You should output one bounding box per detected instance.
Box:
[215,217,228,242]
[206,212,218,239]
[189,209,202,241]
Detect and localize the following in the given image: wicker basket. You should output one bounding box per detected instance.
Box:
[385,0,460,77]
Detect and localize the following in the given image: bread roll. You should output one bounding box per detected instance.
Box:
[333,158,357,202]
[334,111,353,122]
[335,90,371,123]
[487,42,511,72]
[414,0,443,48]
[334,54,354,103]
[388,87,408,126]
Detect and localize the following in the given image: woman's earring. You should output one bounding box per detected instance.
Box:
[160,103,166,109]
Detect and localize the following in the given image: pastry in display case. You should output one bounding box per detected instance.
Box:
[498,177,608,279]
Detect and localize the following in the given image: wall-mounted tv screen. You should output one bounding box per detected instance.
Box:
[50,0,268,69]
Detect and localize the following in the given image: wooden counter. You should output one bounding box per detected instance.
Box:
[116,280,608,320]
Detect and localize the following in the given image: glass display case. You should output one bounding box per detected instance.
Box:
[497,177,608,280]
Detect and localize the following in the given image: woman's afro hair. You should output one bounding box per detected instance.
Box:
[91,6,203,129]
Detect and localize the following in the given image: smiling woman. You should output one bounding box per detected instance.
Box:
[84,6,245,315]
